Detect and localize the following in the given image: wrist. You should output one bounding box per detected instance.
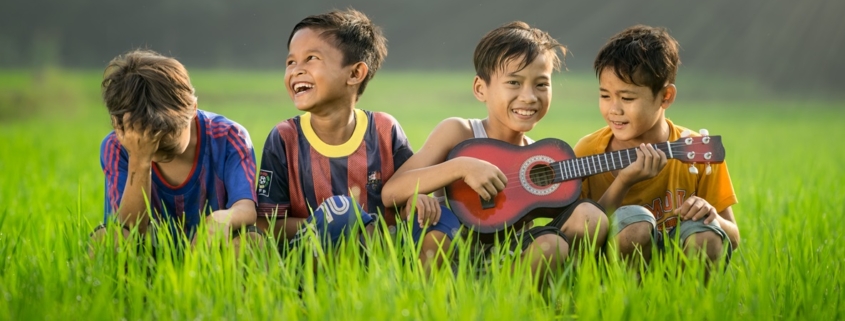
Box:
[128,154,154,167]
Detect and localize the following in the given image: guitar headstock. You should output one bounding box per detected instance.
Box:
[668,130,725,164]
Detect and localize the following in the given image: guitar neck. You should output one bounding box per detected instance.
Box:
[552,142,677,182]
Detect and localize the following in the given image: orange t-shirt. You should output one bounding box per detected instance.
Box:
[573,119,737,230]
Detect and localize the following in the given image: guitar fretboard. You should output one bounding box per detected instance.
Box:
[552,142,677,182]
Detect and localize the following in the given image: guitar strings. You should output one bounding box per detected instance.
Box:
[480,143,699,184]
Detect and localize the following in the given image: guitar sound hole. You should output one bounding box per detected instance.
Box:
[529,164,554,186]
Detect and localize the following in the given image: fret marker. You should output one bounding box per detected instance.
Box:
[666,141,673,158]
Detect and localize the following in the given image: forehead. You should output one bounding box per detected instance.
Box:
[288,27,336,52]
[599,68,652,93]
[495,52,553,77]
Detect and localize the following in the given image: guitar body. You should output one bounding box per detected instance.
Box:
[445,138,580,234]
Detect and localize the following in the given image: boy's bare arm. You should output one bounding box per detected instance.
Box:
[597,144,666,211]
[114,120,163,231]
[256,216,306,242]
[715,207,740,250]
[209,199,257,231]
[382,118,506,208]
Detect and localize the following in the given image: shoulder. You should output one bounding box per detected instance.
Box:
[419,117,473,150]
[100,132,123,155]
[666,119,699,139]
[435,117,472,133]
[573,126,611,156]
[201,110,249,137]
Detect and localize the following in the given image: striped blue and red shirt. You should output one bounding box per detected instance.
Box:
[256,109,413,227]
[100,109,257,233]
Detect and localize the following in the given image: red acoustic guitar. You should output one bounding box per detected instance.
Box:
[444,134,725,233]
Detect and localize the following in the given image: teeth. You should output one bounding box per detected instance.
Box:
[293,83,313,93]
[513,109,536,116]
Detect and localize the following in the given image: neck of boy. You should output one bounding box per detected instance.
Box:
[483,119,529,146]
[309,108,357,145]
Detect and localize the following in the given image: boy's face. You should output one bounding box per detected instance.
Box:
[598,67,672,145]
[285,27,354,113]
[476,53,554,136]
[152,125,192,163]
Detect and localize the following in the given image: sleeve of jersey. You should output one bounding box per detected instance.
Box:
[222,125,258,208]
[100,134,128,222]
[698,161,738,214]
[256,127,292,218]
[390,120,414,170]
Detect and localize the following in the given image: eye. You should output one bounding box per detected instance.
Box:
[286,59,295,66]
[600,94,610,99]
[537,82,550,89]
[506,80,519,86]
[307,55,318,61]
[621,97,635,101]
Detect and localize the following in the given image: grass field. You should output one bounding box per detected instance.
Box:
[0,70,843,320]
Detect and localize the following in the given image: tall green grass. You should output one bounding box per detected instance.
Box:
[0,70,842,320]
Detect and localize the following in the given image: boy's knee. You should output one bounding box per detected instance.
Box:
[684,231,724,260]
[616,221,653,249]
[531,234,569,265]
[420,230,451,259]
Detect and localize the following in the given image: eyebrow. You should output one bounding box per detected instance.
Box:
[599,87,639,94]
[287,49,322,58]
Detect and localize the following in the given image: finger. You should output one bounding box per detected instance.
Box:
[475,187,491,202]
[703,209,717,224]
[416,197,426,225]
[632,146,645,169]
[433,201,442,225]
[483,182,498,199]
[691,205,709,221]
[496,170,508,187]
[688,199,707,220]
[676,198,693,219]
[491,176,506,192]
[645,144,660,170]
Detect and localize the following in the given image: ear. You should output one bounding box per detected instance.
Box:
[347,62,369,86]
[472,76,487,103]
[660,84,677,110]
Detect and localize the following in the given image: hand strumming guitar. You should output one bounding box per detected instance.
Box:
[455,156,508,202]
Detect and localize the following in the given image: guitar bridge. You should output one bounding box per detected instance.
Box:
[480,196,495,209]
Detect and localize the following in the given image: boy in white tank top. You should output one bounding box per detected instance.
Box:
[382,22,608,279]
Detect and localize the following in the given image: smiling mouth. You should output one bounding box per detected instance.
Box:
[292,82,314,95]
[512,109,536,117]
[611,121,628,126]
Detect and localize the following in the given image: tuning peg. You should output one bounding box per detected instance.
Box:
[689,164,699,174]
[680,129,691,138]
[706,163,712,175]
[699,128,709,136]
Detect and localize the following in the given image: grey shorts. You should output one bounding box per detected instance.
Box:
[612,205,729,251]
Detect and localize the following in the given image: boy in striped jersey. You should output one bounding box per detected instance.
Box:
[256,9,438,250]
[92,49,259,250]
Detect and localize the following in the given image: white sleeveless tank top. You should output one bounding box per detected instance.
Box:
[468,119,534,144]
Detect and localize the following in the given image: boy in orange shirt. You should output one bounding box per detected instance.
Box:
[574,25,740,266]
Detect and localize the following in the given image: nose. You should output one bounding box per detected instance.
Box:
[608,99,623,115]
[519,86,538,104]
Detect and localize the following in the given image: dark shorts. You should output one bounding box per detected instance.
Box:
[472,199,600,259]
